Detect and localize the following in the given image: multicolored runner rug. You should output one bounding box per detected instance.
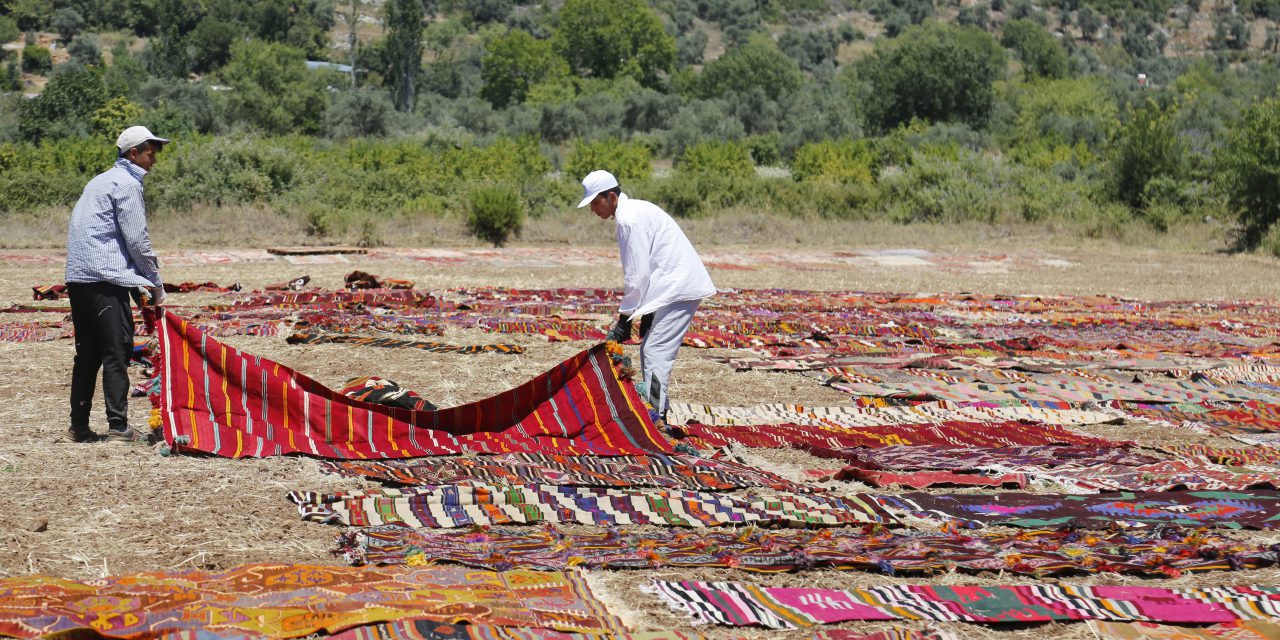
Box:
[666,401,1119,428]
[647,581,1280,628]
[1085,620,1280,639]
[157,311,671,458]
[0,564,620,639]
[675,420,1114,451]
[328,621,955,640]
[877,490,1280,529]
[286,332,524,354]
[290,484,895,528]
[341,523,1277,578]
[316,453,813,493]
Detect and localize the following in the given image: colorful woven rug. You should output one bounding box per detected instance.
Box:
[666,401,1119,428]
[1167,444,1280,470]
[646,581,1280,628]
[1085,620,1280,639]
[0,564,620,639]
[286,332,524,354]
[877,490,1280,529]
[675,420,1113,451]
[341,523,1277,578]
[1111,401,1280,435]
[157,311,670,458]
[289,484,895,528]
[316,453,813,493]
[827,445,1161,472]
[328,621,955,640]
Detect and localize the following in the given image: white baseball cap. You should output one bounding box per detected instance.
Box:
[576,170,619,208]
[116,126,170,153]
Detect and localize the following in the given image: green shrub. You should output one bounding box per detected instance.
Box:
[467,185,524,246]
[1108,99,1185,210]
[653,175,707,217]
[1215,96,1280,249]
[744,133,781,166]
[0,16,19,45]
[677,140,754,178]
[21,45,50,74]
[564,138,652,182]
[791,139,876,184]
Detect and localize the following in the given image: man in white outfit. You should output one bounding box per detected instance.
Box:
[577,170,716,420]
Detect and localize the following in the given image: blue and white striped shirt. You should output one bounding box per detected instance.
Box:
[65,158,161,288]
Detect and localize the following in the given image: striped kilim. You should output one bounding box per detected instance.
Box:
[289,484,895,528]
[344,523,1278,578]
[819,367,1280,404]
[327,621,955,640]
[1110,401,1280,435]
[1166,444,1280,469]
[665,401,1119,428]
[646,581,1280,628]
[286,331,524,354]
[877,490,1280,529]
[316,453,813,493]
[1085,620,1280,639]
[675,420,1114,451]
[158,311,671,458]
[0,563,621,639]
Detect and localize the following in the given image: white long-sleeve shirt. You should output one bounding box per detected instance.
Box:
[614,193,716,317]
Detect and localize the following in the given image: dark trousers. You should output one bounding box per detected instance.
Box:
[68,282,134,432]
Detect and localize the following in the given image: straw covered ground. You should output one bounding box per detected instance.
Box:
[1,238,1278,640]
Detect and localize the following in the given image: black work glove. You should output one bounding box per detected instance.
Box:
[638,312,654,340]
[606,314,633,343]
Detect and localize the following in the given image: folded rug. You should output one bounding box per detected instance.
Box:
[157,311,670,458]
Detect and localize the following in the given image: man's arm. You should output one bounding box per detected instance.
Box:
[616,223,650,316]
[113,184,161,288]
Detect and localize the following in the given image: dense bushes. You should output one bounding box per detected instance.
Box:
[1216,97,1280,249]
[467,185,524,246]
[564,138,652,181]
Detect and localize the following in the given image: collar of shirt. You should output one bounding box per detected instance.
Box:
[116,157,149,183]
[612,193,630,220]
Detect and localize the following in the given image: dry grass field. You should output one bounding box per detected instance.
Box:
[1,230,1278,640]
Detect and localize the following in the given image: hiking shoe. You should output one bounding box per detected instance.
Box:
[102,427,145,443]
[65,428,100,443]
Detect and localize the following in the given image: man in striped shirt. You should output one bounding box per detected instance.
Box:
[64,126,169,444]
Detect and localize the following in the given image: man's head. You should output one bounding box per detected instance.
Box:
[115,126,170,172]
[577,169,620,220]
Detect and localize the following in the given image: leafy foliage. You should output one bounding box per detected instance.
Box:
[1216,97,1280,247]
[791,139,876,184]
[386,0,425,112]
[480,28,567,108]
[467,184,523,246]
[857,21,1006,132]
[553,0,674,88]
[677,139,754,177]
[564,137,652,182]
[220,40,329,135]
[1002,19,1069,79]
[695,35,803,102]
[1107,98,1185,210]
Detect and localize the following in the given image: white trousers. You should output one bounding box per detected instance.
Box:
[639,299,700,416]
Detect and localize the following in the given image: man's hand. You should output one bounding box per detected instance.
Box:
[606,314,633,343]
[148,285,166,307]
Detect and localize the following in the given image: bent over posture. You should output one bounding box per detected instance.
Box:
[64,126,169,443]
[577,170,716,419]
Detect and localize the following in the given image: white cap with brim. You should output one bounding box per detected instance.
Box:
[576,169,619,208]
[116,125,170,153]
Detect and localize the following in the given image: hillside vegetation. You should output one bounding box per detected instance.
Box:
[2,0,1280,250]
